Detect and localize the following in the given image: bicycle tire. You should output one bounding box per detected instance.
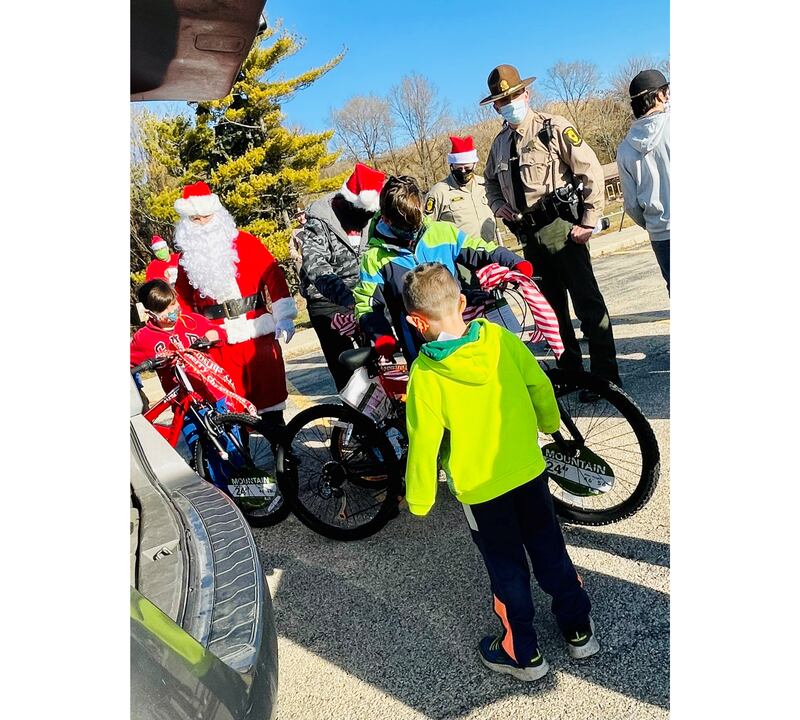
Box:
[276,403,402,541]
[542,368,660,525]
[193,412,291,528]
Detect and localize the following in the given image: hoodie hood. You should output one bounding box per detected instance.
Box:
[624,111,669,155]
[418,320,496,385]
[306,192,350,241]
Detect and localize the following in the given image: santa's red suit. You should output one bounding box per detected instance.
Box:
[145,252,181,284]
[174,230,296,413]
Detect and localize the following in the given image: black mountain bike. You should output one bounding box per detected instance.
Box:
[276,286,660,540]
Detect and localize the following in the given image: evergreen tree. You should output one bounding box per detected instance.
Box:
[134,23,347,272]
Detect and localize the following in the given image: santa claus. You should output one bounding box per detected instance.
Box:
[172,181,297,430]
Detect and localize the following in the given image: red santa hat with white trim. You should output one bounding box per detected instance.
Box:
[174,181,224,218]
[447,136,478,165]
[339,163,386,212]
[150,235,168,252]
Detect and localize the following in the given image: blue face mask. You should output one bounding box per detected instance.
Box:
[499,96,528,125]
[153,308,180,324]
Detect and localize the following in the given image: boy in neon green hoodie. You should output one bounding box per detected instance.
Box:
[402,262,599,681]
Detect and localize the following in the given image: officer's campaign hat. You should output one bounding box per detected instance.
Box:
[629,69,669,98]
[479,64,535,106]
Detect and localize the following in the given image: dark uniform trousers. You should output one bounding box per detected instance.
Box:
[465,473,592,665]
[517,219,621,384]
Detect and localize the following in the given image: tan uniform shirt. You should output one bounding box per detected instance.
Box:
[424,173,501,243]
[484,110,605,228]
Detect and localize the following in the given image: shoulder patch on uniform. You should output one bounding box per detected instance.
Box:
[563,126,583,147]
[424,197,435,214]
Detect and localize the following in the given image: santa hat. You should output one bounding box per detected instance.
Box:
[174,181,223,218]
[150,235,168,252]
[447,136,478,165]
[339,163,385,211]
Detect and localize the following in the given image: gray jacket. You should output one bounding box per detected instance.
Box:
[298,193,370,307]
[617,111,670,242]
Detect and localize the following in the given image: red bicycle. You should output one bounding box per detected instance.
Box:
[132,339,290,527]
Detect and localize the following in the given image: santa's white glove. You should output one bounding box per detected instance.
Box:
[275,318,296,344]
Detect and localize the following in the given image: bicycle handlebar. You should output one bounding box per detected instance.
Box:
[484,275,543,294]
[131,358,158,375]
[130,339,218,376]
[190,338,219,352]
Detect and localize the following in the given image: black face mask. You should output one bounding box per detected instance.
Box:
[377,218,424,249]
[392,224,424,247]
[452,167,474,185]
[332,194,375,232]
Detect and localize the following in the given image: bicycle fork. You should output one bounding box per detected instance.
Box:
[552,399,585,456]
[186,405,231,461]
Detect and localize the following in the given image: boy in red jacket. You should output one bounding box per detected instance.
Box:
[130,279,230,405]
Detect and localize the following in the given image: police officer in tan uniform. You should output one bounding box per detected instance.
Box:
[424,136,501,244]
[482,64,621,388]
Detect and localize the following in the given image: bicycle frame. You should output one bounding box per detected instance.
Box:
[141,358,233,461]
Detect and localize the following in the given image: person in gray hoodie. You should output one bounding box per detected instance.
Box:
[617,69,670,292]
[297,163,386,389]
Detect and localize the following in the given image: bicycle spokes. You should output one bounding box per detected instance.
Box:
[204,421,278,500]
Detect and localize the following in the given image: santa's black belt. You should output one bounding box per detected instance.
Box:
[200,294,265,320]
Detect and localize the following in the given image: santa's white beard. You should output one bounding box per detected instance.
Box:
[174,209,241,301]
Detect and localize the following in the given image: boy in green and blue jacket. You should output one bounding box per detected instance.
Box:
[402,262,599,682]
[352,175,531,362]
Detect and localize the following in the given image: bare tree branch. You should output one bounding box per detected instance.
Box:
[543,61,600,134]
[329,95,393,166]
[388,73,450,188]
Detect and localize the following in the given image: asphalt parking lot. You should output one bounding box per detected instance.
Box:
[253,245,670,719]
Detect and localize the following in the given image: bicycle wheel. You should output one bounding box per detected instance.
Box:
[193,412,291,528]
[541,368,660,525]
[276,403,403,541]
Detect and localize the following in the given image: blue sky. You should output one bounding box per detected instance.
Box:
[264,0,669,132]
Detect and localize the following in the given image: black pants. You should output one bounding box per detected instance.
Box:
[258,410,285,454]
[521,227,620,384]
[465,473,591,665]
[307,299,357,392]
[650,239,670,294]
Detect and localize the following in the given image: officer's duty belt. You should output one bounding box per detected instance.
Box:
[201,293,265,320]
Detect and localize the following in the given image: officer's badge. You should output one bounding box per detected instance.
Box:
[499,79,510,91]
[424,197,435,214]
[563,126,583,147]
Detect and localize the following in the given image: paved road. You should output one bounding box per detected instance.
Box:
[253,246,670,720]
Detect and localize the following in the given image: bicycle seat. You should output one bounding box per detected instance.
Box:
[339,347,376,372]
